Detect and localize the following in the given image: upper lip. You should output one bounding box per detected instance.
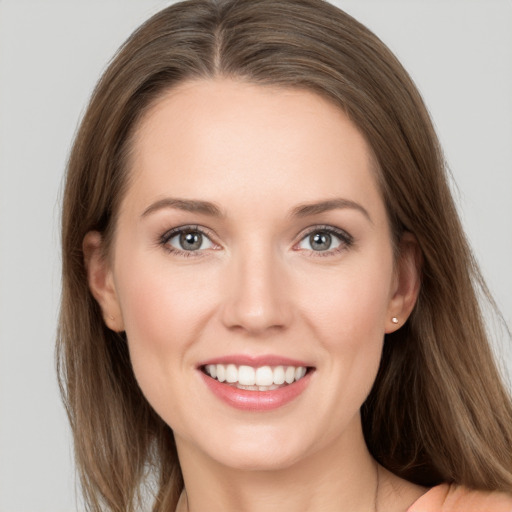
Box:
[197,354,313,368]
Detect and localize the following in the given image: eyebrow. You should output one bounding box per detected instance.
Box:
[141,196,371,223]
[290,198,372,223]
[141,198,224,218]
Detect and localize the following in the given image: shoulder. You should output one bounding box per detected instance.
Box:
[407,483,512,512]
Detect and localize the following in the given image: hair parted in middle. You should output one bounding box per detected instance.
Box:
[58,1,512,510]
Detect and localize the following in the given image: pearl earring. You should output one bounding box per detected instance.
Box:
[391,317,399,324]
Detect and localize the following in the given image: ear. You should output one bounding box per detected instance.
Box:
[83,231,125,332]
[385,232,422,333]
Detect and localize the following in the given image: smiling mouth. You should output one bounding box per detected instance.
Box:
[201,364,312,391]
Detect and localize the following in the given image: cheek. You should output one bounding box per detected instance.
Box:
[296,248,394,400]
[116,251,214,341]
[308,280,389,389]
[297,257,394,350]
[299,257,393,421]
[112,250,218,400]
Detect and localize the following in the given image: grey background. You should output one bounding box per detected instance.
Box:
[0,1,510,511]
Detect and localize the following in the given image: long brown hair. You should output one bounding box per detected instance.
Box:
[57,1,512,510]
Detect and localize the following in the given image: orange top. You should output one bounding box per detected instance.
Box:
[408,484,512,512]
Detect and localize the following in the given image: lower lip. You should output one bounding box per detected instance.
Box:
[200,371,313,411]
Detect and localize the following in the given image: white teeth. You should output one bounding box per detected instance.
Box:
[255,366,274,386]
[295,367,306,380]
[285,366,295,384]
[216,364,226,383]
[238,365,256,386]
[225,364,238,383]
[206,364,217,378]
[273,366,285,385]
[236,384,280,391]
[204,363,309,388]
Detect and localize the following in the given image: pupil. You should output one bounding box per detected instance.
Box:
[310,232,331,251]
[180,232,202,250]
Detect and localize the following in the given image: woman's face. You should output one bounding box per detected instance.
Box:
[87,79,417,471]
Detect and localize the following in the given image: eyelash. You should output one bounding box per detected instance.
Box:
[296,225,354,257]
[159,224,354,258]
[159,225,217,258]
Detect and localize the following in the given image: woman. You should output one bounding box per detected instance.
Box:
[57,0,512,510]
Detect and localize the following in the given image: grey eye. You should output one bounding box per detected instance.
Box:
[298,230,342,252]
[310,232,332,251]
[180,232,202,250]
[168,230,214,251]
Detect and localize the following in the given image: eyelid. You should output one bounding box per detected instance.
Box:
[159,224,221,256]
[160,224,217,243]
[294,224,354,254]
[158,223,353,258]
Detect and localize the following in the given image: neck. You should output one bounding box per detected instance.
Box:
[175,416,379,512]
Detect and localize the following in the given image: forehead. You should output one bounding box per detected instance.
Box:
[123,78,383,219]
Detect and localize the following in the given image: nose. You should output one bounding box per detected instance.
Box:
[220,244,293,336]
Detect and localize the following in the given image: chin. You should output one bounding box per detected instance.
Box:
[201,425,313,472]
[214,447,303,472]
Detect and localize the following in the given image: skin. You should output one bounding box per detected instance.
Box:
[84,79,424,511]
